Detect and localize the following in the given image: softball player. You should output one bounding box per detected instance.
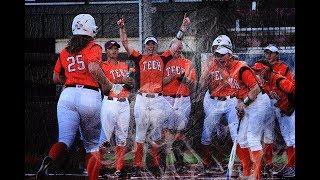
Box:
[252,61,295,178]
[87,40,134,179]
[197,35,239,174]
[118,14,191,178]
[162,40,197,173]
[36,14,113,179]
[211,46,268,179]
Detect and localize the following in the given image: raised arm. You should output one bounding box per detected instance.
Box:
[117,16,134,56]
[170,13,191,54]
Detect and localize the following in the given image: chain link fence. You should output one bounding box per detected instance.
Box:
[25,0,295,175]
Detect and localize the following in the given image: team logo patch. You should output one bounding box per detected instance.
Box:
[75,21,83,29]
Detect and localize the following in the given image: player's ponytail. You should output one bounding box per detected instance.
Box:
[66,35,94,54]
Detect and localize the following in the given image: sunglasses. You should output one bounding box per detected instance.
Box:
[213,52,226,58]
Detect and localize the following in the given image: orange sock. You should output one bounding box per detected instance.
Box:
[87,155,101,180]
[116,146,126,171]
[133,142,144,168]
[87,155,95,174]
[202,145,213,167]
[286,146,295,167]
[48,142,68,161]
[250,150,263,180]
[47,141,68,168]
[85,153,93,169]
[236,144,251,176]
[151,145,160,167]
[263,143,273,165]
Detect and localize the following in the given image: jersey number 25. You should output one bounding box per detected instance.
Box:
[67,55,85,72]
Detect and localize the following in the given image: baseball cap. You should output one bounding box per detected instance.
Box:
[264,44,279,53]
[144,36,158,45]
[214,46,233,55]
[105,40,120,49]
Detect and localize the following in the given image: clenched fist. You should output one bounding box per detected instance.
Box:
[180,13,191,32]
[117,16,125,28]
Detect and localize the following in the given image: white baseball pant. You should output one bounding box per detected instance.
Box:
[99,96,130,147]
[263,95,275,144]
[163,96,191,131]
[273,101,295,147]
[237,92,269,151]
[201,90,239,145]
[134,94,168,143]
[57,86,102,153]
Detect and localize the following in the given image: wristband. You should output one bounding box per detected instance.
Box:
[176,30,184,40]
[243,97,253,106]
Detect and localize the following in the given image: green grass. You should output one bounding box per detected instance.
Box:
[103,149,289,167]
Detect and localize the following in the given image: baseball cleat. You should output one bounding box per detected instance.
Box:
[276,167,295,178]
[175,164,188,174]
[149,165,162,178]
[35,156,53,179]
[130,166,143,177]
[113,170,127,178]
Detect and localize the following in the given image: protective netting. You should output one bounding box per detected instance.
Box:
[25,0,295,178]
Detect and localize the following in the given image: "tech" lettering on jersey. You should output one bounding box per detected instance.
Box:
[110,69,128,79]
[143,60,162,71]
[210,71,223,81]
[165,66,186,76]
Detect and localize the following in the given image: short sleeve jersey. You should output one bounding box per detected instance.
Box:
[53,41,102,87]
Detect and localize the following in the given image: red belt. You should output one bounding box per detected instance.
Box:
[107,97,127,102]
[210,95,235,101]
[65,84,99,92]
[165,94,189,98]
[138,92,162,98]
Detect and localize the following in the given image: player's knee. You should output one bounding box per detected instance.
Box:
[201,137,211,146]
[248,141,263,151]
[151,139,165,149]
[135,136,145,144]
[285,139,295,147]
[58,140,72,149]
[117,141,126,147]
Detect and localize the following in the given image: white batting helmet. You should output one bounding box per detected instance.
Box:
[72,14,98,37]
[215,46,233,55]
[212,35,233,50]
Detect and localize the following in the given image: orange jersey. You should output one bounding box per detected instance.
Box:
[264,72,295,115]
[163,57,197,96]
[226,60,258,99]
[53,41,102,88]
[207,59,238,97]
[129,49,173,93]
[101,60,130,98]
[271,60,295,83]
